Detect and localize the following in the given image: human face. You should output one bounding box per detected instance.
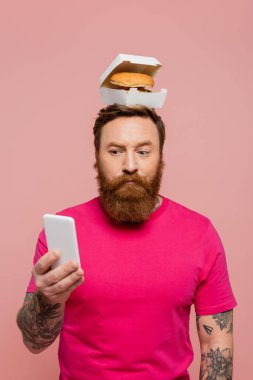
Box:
[97,116,161,181]
[94,116,164,224]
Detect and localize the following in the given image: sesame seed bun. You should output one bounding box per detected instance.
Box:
[110,72,154,88]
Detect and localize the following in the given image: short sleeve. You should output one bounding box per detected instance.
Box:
[194,221,238,315]
[26,228,48,292]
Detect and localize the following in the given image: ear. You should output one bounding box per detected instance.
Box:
[93,151,99,170]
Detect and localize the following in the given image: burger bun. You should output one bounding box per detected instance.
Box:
[110,72,154,88]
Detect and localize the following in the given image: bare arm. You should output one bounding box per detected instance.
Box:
[16,250,84,353]
[196,309,233,379]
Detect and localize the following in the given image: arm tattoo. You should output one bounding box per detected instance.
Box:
[203,325,213,335]
[197,310,233,335]
[17,292,64,350]
[212,310,233,332]
[196,315,201,331]
[199,347,233,379]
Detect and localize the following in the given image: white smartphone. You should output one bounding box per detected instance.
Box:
[42,214,81,269]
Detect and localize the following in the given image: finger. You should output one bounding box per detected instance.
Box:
[42,260,80,287]
[49,268,84,294]
[47,277,84,304]
[44,268,84,295]
[66,276,84,293]
[33,250,61,275]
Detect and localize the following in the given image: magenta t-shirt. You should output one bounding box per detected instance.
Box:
[26,195,237,380]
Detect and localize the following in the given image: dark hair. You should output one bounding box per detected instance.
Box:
[93,103,166,154]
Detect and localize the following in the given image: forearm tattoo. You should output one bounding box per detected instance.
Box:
[17,292,64,350]
[199,347,233,379]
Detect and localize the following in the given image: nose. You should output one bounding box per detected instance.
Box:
[122,151,138,174]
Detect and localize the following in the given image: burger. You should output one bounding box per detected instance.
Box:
[109,72,154,92]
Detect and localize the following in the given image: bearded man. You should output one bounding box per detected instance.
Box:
[17,104,237,380]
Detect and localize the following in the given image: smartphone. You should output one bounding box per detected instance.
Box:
[43,214,81,269]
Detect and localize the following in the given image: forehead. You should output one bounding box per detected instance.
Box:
[100,116,159,147]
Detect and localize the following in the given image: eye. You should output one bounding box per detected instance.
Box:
[138,150,150,156]
[109,149,121,155]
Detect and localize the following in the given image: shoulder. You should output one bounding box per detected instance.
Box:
[165,196,211,230]
[37,196,100,244]
[55,196,100,218]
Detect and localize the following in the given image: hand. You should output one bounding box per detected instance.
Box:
[31,250,85,305]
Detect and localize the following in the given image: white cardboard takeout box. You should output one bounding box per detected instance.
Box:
[99,53,167,109]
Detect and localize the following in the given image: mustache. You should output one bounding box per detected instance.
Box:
[107,173,149,188]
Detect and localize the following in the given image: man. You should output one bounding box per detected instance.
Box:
[17,104,237,380]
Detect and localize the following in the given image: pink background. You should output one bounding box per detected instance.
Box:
[1,0,251,378]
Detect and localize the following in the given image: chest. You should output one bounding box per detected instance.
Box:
[70,226,200,311]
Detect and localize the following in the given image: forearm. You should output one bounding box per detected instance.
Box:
[16,291,65,353]
[199,341,233,379]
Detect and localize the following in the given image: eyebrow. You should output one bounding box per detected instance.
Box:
[106,140,153,148]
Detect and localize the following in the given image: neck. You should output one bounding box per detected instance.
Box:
[152,195,162,213]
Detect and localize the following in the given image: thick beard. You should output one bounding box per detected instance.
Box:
[94,157,165,225]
